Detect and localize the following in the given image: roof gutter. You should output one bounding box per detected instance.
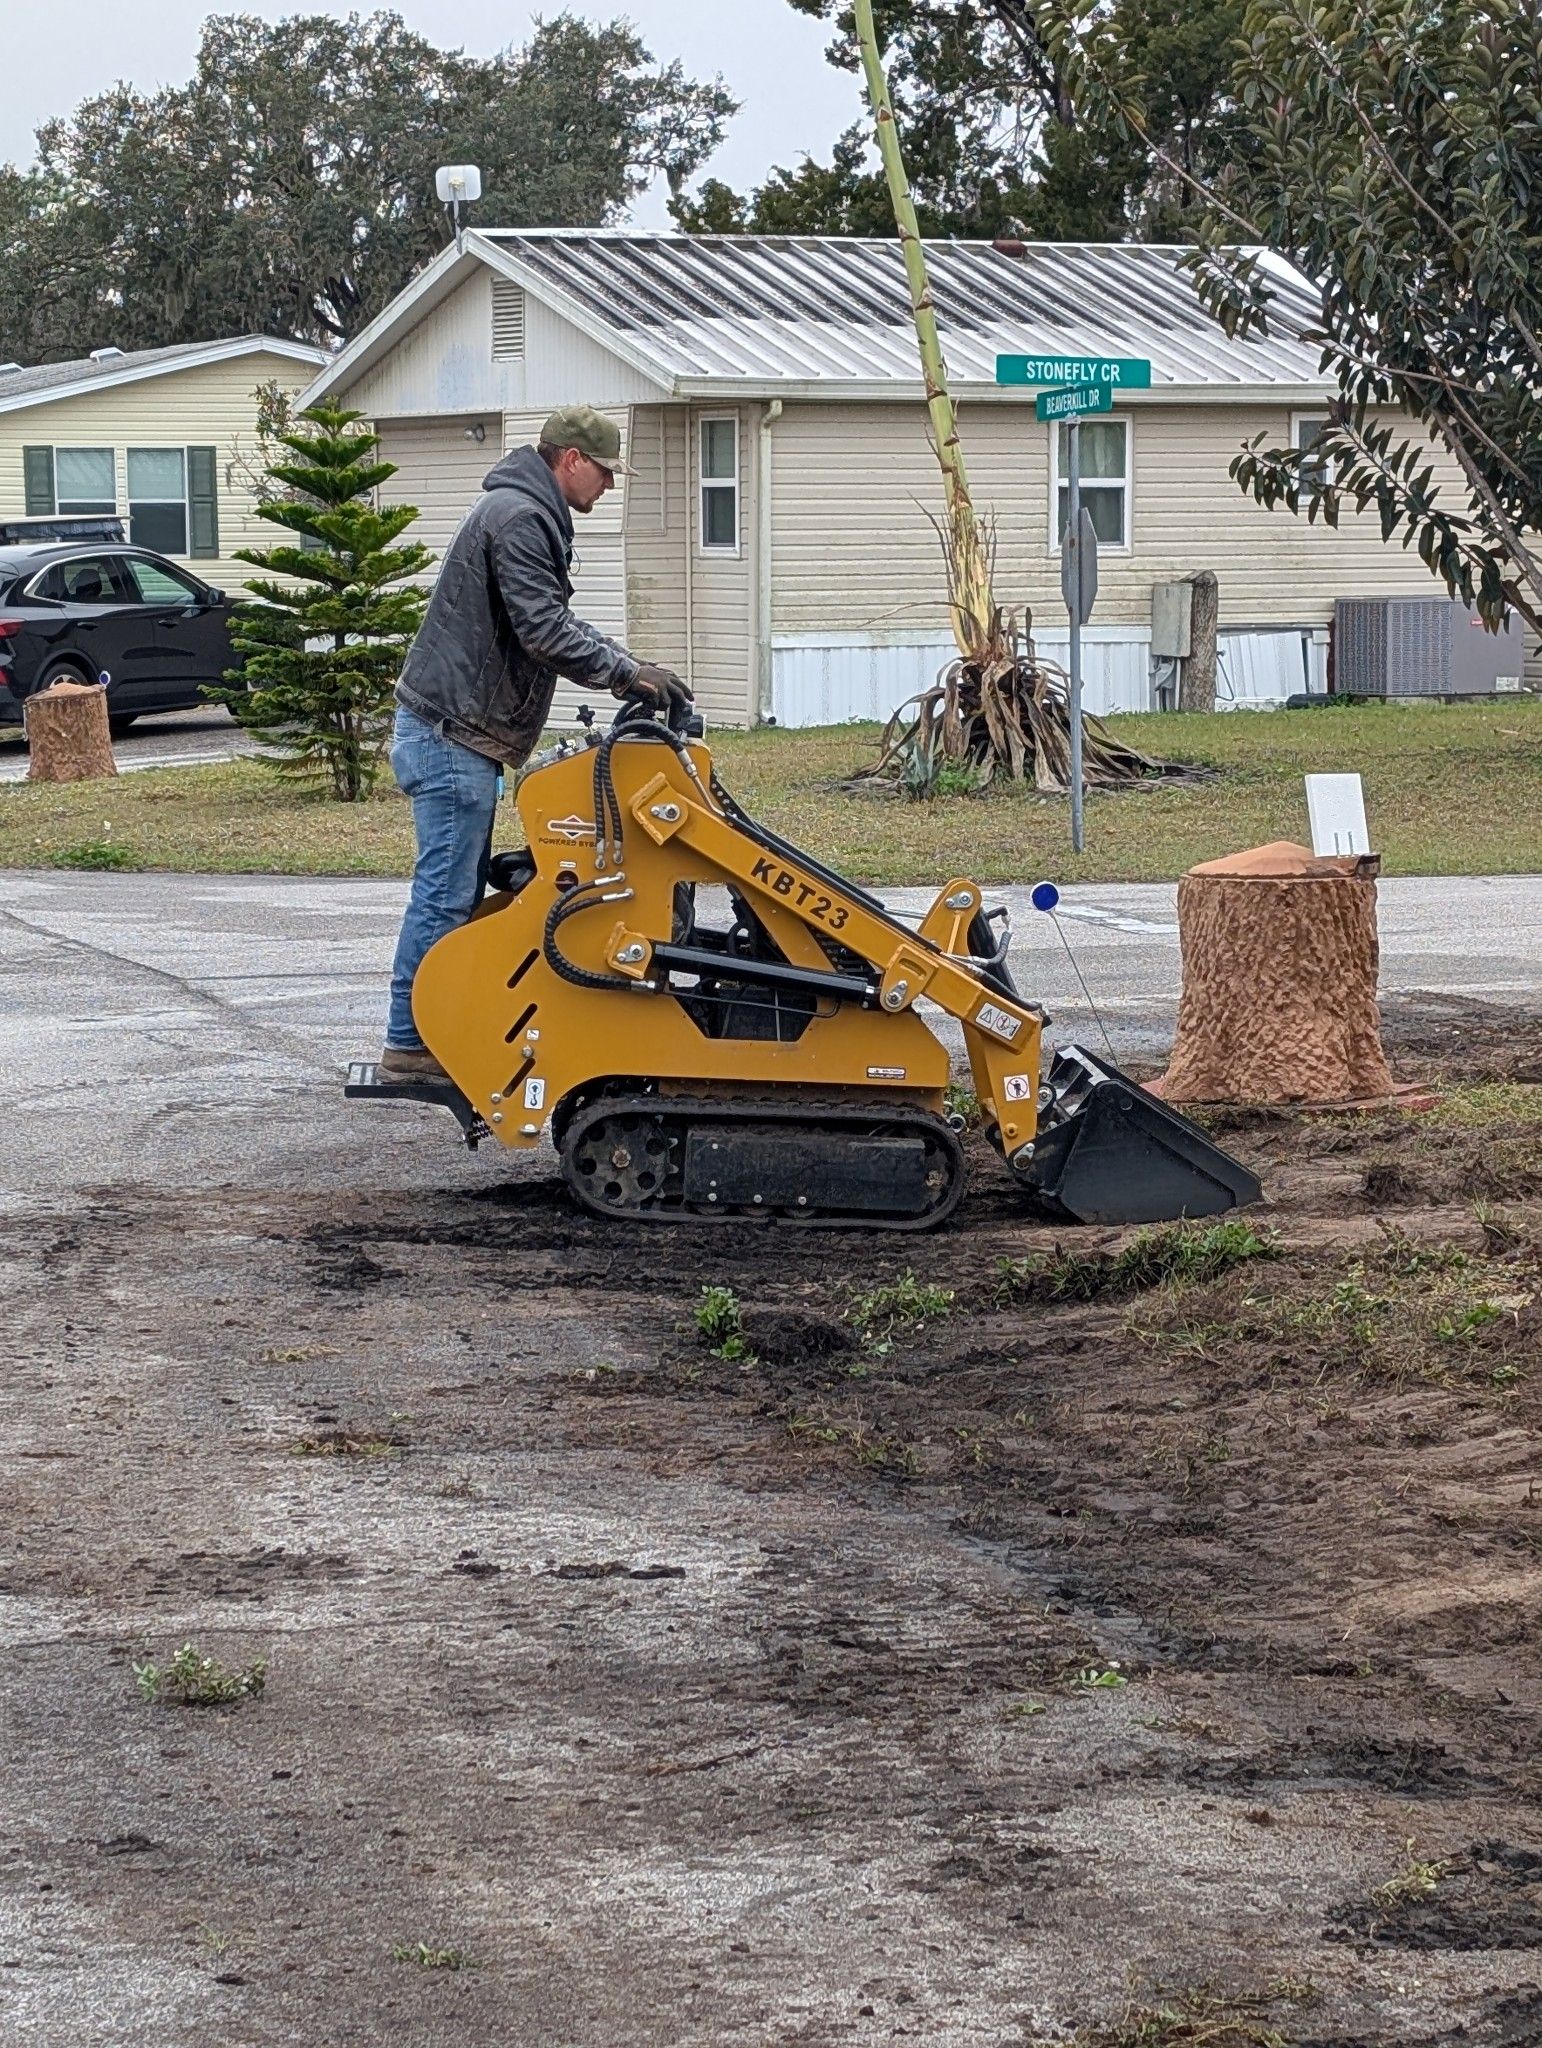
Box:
[669,377,1334,406]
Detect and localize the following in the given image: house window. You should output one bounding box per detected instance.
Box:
[1293,413,1332,488]
[698,415,739,553]
[54,448,117,514]
[127,447,188,554]
[1052,418,1130,549]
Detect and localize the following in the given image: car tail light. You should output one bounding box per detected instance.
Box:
[0,619,23,638]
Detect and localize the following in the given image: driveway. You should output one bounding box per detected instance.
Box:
[0,706,254,782]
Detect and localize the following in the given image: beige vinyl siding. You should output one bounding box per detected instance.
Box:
[341,270,666,420]
[623,404,689,676]
[373,415,501,575]
[688,404,755,722]
[0,352,317,594]
[769,399,1472,637]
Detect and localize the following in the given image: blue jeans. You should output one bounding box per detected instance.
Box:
[385,706,501,1050]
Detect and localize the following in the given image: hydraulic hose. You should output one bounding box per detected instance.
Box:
[543,880,639,992]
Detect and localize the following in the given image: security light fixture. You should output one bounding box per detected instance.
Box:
[435,164,482,250]
[463,423,486,443]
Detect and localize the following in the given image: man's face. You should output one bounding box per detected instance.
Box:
[554,446,613,515]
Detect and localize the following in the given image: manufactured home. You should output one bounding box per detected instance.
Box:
[0,336,328,594]
[299,230,1490,727]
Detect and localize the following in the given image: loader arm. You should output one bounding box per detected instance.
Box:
[617,769,1046,1163]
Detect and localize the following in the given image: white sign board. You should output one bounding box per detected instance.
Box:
[1305,773,1372,856]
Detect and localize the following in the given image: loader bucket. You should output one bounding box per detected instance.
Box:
[1019,1044,1262,1225]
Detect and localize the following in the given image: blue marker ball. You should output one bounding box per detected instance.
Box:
[1031,881,1060,913]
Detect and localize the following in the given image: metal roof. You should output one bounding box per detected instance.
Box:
[0,334,327,413]
[482,231,1326,392]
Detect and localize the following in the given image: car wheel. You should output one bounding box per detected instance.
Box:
[108,714,139,736]
[38,659,94,690]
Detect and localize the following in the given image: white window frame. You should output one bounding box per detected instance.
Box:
[52,446,118,516]
[697,413,740,557]
[1047,413,1133,556]
[126,446,189,556]
[1291,411,1333,488]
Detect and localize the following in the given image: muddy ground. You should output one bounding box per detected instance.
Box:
[3,994,1542,2047]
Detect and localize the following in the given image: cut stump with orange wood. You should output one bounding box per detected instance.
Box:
[24,679,118,784]
[1157,840,1395,1107]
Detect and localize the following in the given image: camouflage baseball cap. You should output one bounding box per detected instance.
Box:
[539,404,633,476]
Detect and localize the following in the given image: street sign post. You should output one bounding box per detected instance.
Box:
[1037,382,1113,422]
[1062,420,1097,853]
[996,353,1152,853]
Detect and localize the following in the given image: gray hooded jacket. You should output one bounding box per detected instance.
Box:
[394,444,638,766]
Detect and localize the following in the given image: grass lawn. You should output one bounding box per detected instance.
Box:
[1,695,1539,885]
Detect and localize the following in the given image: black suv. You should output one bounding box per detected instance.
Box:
[0,519,237,735]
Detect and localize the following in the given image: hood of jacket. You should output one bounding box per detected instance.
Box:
[480,444,573,543]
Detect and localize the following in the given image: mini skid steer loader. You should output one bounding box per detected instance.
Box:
[348,696,1260,1230]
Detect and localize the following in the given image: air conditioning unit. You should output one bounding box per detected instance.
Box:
[1334,596,1524,698]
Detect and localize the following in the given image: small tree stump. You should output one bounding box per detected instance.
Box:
[1157,840,1395,1105]
[24,679,118,784]
[1178,569,1219,713]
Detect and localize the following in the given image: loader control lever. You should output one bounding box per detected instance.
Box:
[613,687,705,742]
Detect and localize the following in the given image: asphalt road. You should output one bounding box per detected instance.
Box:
[1,867,1537,1207]
[0,705,254,782]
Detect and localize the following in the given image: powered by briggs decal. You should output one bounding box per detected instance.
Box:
[542,814,598,844]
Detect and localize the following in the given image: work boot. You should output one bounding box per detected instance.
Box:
[379,1045,448,1082]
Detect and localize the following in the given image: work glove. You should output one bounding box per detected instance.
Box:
[619,661,694,714]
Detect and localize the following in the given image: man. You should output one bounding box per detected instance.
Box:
[381,404,691,1079]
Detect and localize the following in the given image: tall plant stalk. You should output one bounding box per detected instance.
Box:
[853,0,995,664]
[848,0,1191,802]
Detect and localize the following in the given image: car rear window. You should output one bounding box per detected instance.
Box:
[32,556,132,603]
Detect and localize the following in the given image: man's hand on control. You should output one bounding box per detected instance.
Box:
[619,661,694,712]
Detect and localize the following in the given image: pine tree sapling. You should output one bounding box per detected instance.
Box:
[210,406,430,802]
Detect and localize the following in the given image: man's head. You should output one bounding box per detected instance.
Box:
[537,404,632,514]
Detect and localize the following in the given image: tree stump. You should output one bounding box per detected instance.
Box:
[1179,569,1219,713]
[24,680,118,783]
[1157,840,1395,1105]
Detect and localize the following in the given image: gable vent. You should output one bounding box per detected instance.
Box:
[492,280,526,360]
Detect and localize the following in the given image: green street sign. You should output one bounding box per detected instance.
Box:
[1036,382,1114,422]
[997,353,1153,390]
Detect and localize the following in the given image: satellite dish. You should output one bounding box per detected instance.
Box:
[435,165,482,252]
[435,165,482,203]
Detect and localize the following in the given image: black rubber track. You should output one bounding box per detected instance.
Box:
[558,1089,966,1231]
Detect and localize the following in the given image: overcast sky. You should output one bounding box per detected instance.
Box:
[2,0,863,225]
